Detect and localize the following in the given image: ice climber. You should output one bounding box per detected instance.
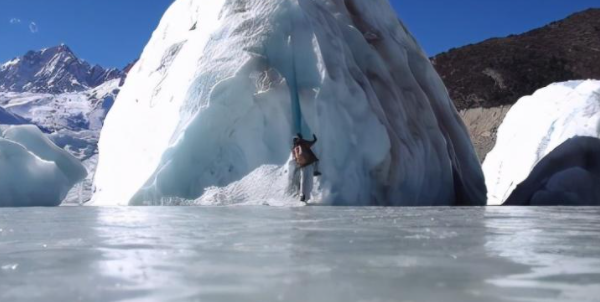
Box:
[293,133,321,202]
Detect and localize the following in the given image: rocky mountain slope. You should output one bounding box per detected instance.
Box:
[0,106,28,125]
[432,9,600,161]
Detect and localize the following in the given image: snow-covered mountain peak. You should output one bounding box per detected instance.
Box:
[1,58,21,69]
[39,43,76,58]
[0,45,124,94]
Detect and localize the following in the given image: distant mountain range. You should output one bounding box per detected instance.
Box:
[0,44,124,94]
[0,44,134,203]
[432,8,600,161]
[0,44,133,131]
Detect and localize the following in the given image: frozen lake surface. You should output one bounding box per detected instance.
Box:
[1,207,599,302]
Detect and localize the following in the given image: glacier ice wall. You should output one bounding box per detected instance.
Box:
[0,125,87,207]
[504,136,600,206]
[93,0,485,206]
[483,80,600,205]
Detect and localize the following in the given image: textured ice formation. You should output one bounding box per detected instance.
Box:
[505,136,600,206]
[483,80,600,205]
[0,125,87,207]
[93,0,485,206]
[49,129,101,204]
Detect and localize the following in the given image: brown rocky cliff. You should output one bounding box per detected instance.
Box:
[431,9,600,161]
[433,8,600,110]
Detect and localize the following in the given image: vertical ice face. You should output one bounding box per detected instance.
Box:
[93,0,486,206]
[484,80,600,205]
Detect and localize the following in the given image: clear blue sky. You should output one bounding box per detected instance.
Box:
[0,0,598,69]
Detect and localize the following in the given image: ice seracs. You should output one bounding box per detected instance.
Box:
[0,138,69,207]
[0,125,87,207]
[93,0,486,206]
[483,80,600,205]
[504,136,600,206]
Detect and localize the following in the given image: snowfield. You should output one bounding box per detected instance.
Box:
[0,79,120,132]
[94,0,486,206]
[484,80,600,205]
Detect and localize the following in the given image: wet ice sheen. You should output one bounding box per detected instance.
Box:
[1,207,599,302]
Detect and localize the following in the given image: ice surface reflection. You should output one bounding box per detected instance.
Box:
[484,207,600,301]
[1,207,599,302]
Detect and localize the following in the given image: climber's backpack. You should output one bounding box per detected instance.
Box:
[294,144,317,168]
